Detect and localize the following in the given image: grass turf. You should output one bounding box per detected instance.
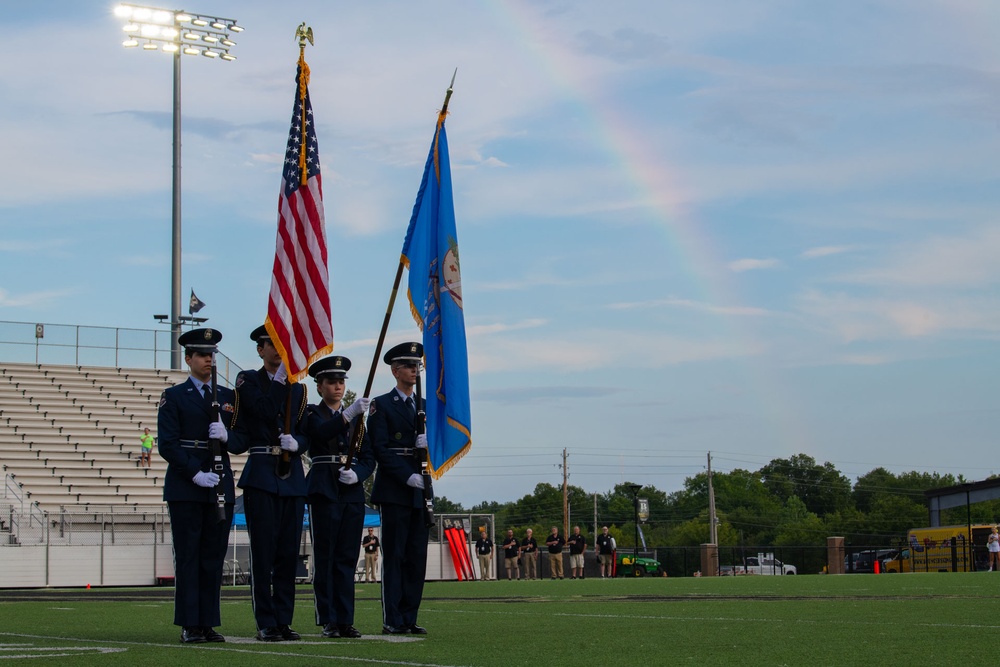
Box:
[1,573,999,665]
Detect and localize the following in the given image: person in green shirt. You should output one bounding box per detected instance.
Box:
[140,427,154,468]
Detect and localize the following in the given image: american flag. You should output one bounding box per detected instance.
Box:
[264,60,334,382]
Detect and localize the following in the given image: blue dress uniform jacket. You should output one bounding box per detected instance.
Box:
[304,403,375,627]
[227,367,309,631]
[156,378,236,629]
[158,379,237,503]
[369,390,423,508]
[304,403,375,502]
[367,388,431,629]
[228,368,309,495]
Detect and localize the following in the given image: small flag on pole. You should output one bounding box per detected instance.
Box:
[264,52,334,382]
[401,100,471,478]
[189,290,206,315]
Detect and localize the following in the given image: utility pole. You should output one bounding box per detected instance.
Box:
[707,451,718,545]
[593,493,598,553]
[562,448,569,537]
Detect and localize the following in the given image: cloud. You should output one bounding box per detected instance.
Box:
[575,28,670,64]
[800,245,853,259]
[0,287,78,308]
[469,329,761,374]
[728,258,780,273]
[122,255,165,267]
[466,319,547,336]
[837,354,893,366]
[0,239,70,254]
[608,297,772,317]
[796,290,1000,342]
[836,226,1000,288]
[475,385,617,405]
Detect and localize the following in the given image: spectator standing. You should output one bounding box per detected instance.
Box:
[520,528,539,580]
[362,527,380,583]
[502,529,520,580]
[140,427,154,468]
[475,530,494,580]
[989,527,1000,572]
[567,526,586,579]
[545,526,565,580]
[596,526,616,578]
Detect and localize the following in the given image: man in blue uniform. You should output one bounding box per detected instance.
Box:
[157,328,235,644]
[367,341,430,635]
[228,325,308,642]
[303,355,373,639]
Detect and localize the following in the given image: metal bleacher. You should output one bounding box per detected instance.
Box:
[0,362,243,510]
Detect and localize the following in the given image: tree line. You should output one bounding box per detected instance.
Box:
[432,454,999,549]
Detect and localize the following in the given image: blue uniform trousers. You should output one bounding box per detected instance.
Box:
[243,487,304,629]
[167,500,233,628]
[309,498,364,626]
[379,503,429,628]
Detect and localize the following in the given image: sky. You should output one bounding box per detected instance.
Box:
[1,1,998,509]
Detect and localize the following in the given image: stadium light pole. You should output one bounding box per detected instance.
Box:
[115,3,242,369]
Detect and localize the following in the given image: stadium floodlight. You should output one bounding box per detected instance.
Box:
[115,3,241,369]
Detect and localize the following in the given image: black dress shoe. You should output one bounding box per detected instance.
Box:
[201,627,225,643]
[181,627,206,644]
[278,625,301,641]
[256,627,284,642]
[382,624,411,635]
[321,623,340,638]
[338,625,362,638]
[408,623,428,635]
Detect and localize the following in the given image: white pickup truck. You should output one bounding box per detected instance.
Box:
[737,553,797,575]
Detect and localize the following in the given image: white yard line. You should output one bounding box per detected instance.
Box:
[0,633,467,667]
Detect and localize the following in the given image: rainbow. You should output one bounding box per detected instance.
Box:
[486,1,812,453]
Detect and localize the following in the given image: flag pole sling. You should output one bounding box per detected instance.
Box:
[343,260,405,470]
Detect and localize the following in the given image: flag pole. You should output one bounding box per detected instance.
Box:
[277,23,316,480]
[344,71,457,468]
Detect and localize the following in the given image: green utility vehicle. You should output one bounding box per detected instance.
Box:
[616,553,662,577]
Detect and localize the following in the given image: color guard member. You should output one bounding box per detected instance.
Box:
[157,328,235,644]
[367,342,430,635]
[228,325,309,642]
[303,355,373,639]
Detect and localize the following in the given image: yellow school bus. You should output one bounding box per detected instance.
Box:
[901,524,994,573]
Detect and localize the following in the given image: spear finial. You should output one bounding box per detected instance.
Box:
[440,68,457,118]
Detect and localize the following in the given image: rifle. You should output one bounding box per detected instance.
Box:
[207,356,227,524]
[414,370,435,528]
[276,390,293,480]
[341,401,366,469]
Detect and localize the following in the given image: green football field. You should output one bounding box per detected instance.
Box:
[1,573,998,665]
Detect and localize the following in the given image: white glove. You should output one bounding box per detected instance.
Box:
[406,473,425,489]
[279,433,298,452]
[342,397,371,422]
[415,433,428,449]
[273,364,287,385]
[192,471,220,487]
[208,417,228,444]
[339,467,359,485]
